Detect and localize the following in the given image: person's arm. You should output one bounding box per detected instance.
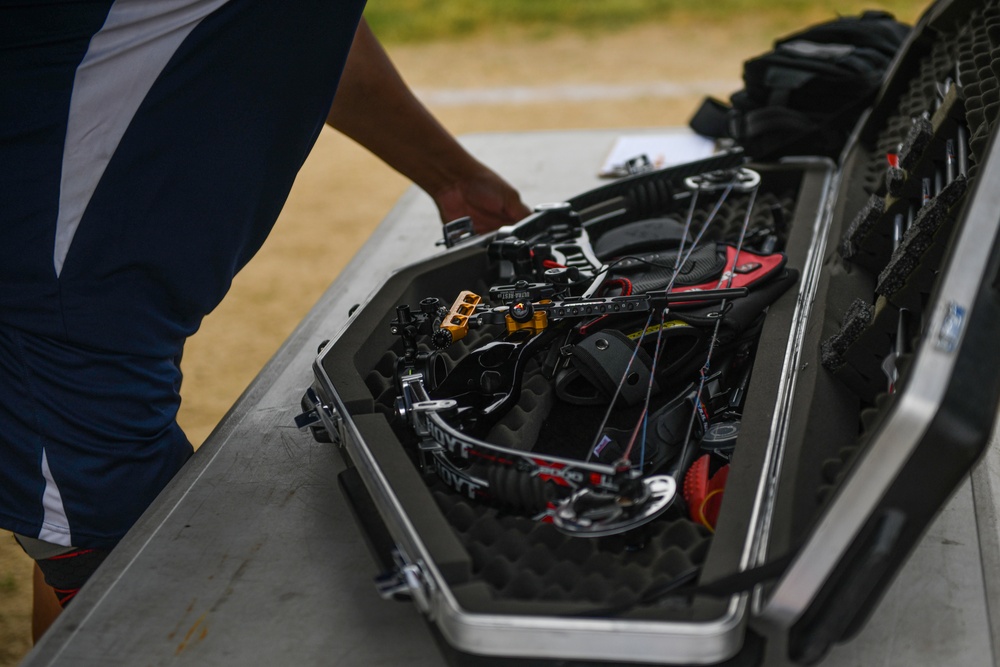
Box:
[327,19,531,233]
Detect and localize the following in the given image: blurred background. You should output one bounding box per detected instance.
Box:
[1,1,927,663]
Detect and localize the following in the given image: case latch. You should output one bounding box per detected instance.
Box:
[375,550,434,615]
[295,386,341,444]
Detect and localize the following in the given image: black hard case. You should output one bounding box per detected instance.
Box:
[307,0,1000,663]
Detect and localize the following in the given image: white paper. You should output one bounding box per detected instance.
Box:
[599,133,718,178]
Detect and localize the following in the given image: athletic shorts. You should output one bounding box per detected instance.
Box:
[0,324,193,550]
[0,1,365,549]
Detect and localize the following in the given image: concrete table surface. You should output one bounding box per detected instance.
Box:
[22,130,1000,667]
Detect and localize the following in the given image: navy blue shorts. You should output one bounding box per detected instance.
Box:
[0,1,365,550]
[0,324,192,550]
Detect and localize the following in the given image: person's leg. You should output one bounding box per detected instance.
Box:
[15,533,110,641]
[32,564,61,643]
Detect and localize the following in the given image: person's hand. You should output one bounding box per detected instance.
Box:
[328,20,531,234]
[431,166,532,234]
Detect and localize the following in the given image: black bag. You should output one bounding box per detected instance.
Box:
[690,11,911,160]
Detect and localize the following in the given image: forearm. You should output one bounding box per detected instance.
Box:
[327,19,530,231]
[326,19,484,199]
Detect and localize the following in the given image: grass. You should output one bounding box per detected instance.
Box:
[366,0,930,43]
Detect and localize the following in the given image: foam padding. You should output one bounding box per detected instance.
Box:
[820,298,874,371]
[838,194,886,268]
[897,115,934,171]
[875,175,969,306]
[434,488,712,610]
[812,0,993,514]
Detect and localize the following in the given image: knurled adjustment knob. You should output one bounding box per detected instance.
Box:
[431,328,454,349]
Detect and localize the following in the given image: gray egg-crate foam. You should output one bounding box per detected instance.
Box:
[433,487,711,609]
[817,0,993,504]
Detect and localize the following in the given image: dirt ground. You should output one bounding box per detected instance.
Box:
[0,12,919,664]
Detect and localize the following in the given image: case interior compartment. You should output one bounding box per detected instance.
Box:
[318,159,830,631]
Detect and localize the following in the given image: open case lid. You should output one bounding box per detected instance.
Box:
[756,0,1000,660]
